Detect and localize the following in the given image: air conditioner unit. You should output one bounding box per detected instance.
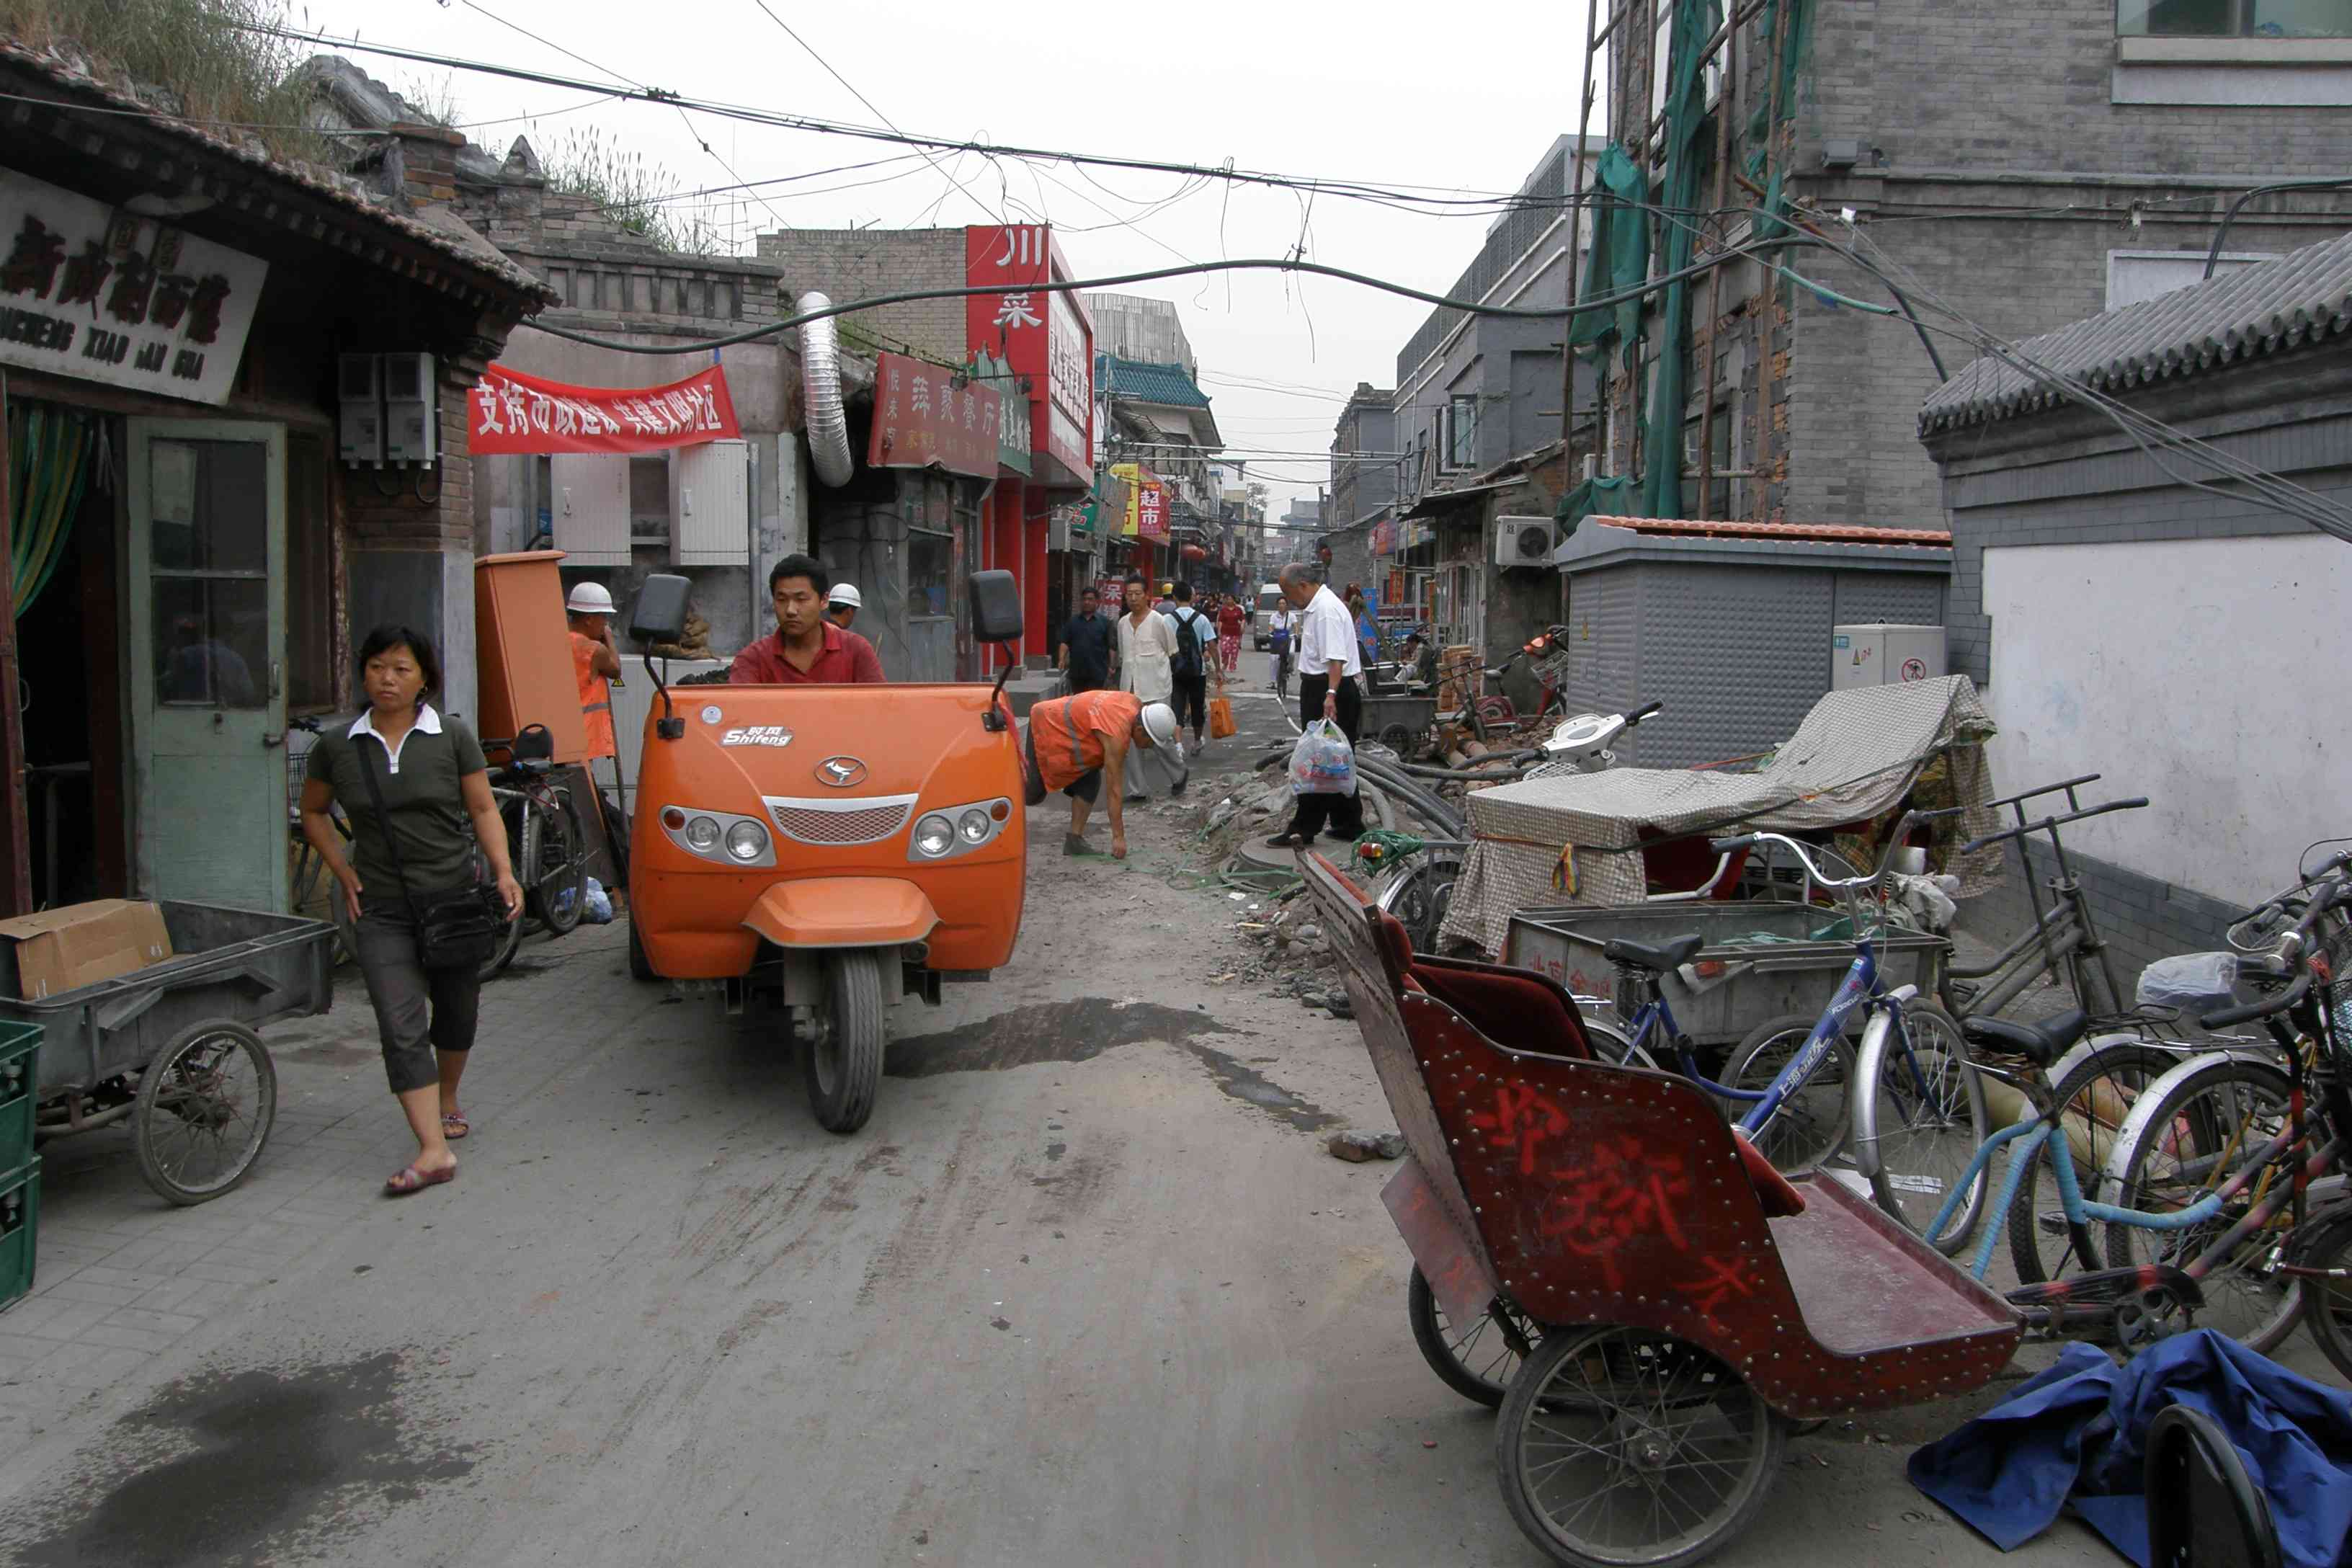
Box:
[337,353,383,466]
[381,352,437,465]
[1494,516,1557,568]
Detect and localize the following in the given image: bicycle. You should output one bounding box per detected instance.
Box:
[1858,870,2352,1366]
[478,725,590,980]
[286,716,357,965]
[1939,775,2148,1020]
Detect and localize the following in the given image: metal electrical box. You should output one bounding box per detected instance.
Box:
[1832,623,1948,690]
[549,453,631,566]
[381,352,437,465]
[336,354,383,465]
[670,439,751,566]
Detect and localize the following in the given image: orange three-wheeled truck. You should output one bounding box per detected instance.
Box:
[623,571,1028,1133]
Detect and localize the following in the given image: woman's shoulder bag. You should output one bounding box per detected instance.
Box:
[355,733,508,970]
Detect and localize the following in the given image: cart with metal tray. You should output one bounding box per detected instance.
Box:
[1301,850,2020,1568]
[1504,898,1950,1051]
[10,901,333,1205]
[1357,690,1438,756]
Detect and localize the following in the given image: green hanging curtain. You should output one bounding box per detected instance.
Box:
[1639,0,1724,523]
[6,398,95,616]
[1568,145,1652,357]
[1554,472,1636,535]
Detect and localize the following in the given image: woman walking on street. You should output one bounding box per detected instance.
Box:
[298,627,522,1195]
[1215,594,1244,677]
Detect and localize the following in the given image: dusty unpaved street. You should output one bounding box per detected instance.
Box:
[0,669,2178,1567]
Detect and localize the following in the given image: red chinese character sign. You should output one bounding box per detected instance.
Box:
[964,224,1092,486]
[866,352,1000,479]
[468,363,739,453]
[0,167,266,406]
[1112,463,1169,541]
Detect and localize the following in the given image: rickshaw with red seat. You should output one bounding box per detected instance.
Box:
[1300,850,2024,1568]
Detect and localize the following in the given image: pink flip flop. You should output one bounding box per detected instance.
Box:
[386,1163,457,1197]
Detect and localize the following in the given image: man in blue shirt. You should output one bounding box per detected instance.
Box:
[1056,587,1115,693]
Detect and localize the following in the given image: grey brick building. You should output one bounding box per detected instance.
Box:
[1920,231,2352,981]
[1590,0,2352,535]
[1328,383,1397,532]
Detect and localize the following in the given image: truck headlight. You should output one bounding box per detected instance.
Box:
[685,816,721,852]
[912,814,956,858]
[958,807,992,845]
[725,820,769,862]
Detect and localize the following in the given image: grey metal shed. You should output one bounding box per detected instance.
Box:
[1550,517,1953,769]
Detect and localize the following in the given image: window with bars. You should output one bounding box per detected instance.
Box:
[2119,0,2350,35]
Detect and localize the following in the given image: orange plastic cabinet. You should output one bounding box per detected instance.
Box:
[475,550,589,764]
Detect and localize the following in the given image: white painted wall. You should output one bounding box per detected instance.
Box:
[1982,533,2352,906]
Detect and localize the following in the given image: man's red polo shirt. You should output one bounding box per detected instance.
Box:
[729,623,886,683]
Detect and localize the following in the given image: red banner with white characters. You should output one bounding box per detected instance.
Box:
[866,352,1001,478]
[467,362,739,453]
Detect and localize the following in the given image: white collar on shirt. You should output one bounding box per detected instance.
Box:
[349,703,443,774]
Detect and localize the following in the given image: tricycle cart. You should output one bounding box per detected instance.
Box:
[1358,691,1438,757]
[14,901,332,1205]
[1301,852,2021,1568]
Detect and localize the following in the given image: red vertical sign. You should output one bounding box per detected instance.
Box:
[964,225,1092,483]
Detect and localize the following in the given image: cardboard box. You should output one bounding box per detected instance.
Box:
[0,901,174,1000]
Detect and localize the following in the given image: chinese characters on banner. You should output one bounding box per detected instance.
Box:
[0,167,266,406]
[964,224,1092,483]
[866,352,1001,479]
[1111,461,1169,541]
[468,362,739,453]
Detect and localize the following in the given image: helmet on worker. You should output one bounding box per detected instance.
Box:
[565,581,616,623]
[825,582,862,629]
[1137,701,1179,750]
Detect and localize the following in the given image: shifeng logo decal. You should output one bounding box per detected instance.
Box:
[816,756,868,788]
[721,726,793,748]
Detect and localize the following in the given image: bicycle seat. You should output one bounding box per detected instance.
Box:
[1603,933,1705,973]
[1960,1007,2089,1066]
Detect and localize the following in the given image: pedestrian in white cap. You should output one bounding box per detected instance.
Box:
[566,580,623,760]
[825,582,862,632]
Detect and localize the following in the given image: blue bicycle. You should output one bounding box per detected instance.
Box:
[1580,816,1994,1250]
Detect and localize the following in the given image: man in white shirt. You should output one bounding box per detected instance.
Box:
[1267,561,1366,847]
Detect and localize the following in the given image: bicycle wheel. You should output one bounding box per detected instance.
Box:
[2006,1038,2183,1285]
[131,1020,277,1206]
[2294,1203,2352,1384]
[1720,1015,1856,1174]
[533,792,589,937]
[1860,1002,1991,1254]
[2106,1058,2302,1353]
[478,799,527,981]
[1575,1013,1663,1072]
[1406,1265,1541,1409]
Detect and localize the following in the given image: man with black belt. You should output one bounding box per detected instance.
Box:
[1267,561,1365,847]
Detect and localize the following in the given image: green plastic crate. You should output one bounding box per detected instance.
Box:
[0,1160,36,1312]
[0,1023,38,1185]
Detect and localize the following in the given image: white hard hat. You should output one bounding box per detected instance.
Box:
[565,582,616,615]
[1139,702,1179,749]
[827,583,863,610]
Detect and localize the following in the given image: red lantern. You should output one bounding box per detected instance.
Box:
[1180,543,1207,560]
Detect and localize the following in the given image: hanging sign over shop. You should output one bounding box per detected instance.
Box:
[1370,517,1399,555]
[1111,462,1168,541]
[868,352,999,478]
[0,166,267,406]
[468,362,739,453]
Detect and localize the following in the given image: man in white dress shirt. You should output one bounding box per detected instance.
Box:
[1267,561,1366,847]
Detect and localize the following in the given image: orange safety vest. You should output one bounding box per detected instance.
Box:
[570,631,616,760]
[1028,689,1141,790]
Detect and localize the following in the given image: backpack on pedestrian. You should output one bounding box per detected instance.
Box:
[1169,607,1206,682]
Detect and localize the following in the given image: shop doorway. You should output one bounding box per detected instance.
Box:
[125,419,286,909]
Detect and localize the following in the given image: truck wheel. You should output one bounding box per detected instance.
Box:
[627,917,655,983]
[806,949,884,1133]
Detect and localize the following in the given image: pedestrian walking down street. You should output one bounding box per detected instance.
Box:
[1116,574,1181,799]
[1216,594,1244,676]
[1268,600,1294,697]
[297,627,523,1196]
[1164,582,1217,757]
[1056,587,1113,693]
[1020,689,1181,860]
[1268,563,1366,847]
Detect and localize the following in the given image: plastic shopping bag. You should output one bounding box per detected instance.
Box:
[1288,719,1357,796]
[2136,950,2242,1011]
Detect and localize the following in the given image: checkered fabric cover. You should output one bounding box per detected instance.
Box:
[1439,677,2003,954]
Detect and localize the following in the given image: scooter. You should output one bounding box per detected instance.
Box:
[1538,699,1664,772]
[622,570,1029,1134]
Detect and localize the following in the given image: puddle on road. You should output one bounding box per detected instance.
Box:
[885,999,1337,1131]
[4,1350,473,1568]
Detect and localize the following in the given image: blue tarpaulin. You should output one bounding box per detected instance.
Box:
[1907,1332,2352,1567]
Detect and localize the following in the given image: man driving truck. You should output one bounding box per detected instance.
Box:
[1021,689,1180,861]
[730,554,886,684]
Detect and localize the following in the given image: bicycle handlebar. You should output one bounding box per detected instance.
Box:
[1960,796,2149,855]
[2199,877,2344,1028]
[1709,809,1930,890]
[1982,773,2102,811]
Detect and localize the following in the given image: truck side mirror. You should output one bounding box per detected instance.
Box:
[968,570,1023,645]
[629,573,691,647]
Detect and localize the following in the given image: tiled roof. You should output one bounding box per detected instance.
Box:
[1586,517,1952,546]
[1919,228,2352,434]
[0,40,556,304]
[1100,355,1211,409]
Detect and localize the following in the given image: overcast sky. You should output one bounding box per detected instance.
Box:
[293,0,1602,528]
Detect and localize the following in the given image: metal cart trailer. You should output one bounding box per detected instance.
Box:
[12,902,334,1205]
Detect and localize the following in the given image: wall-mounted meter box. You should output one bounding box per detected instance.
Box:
[382,352,437,465]
[337,353,383,465]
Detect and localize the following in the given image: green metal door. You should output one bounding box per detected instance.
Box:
[125,420,288,910]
